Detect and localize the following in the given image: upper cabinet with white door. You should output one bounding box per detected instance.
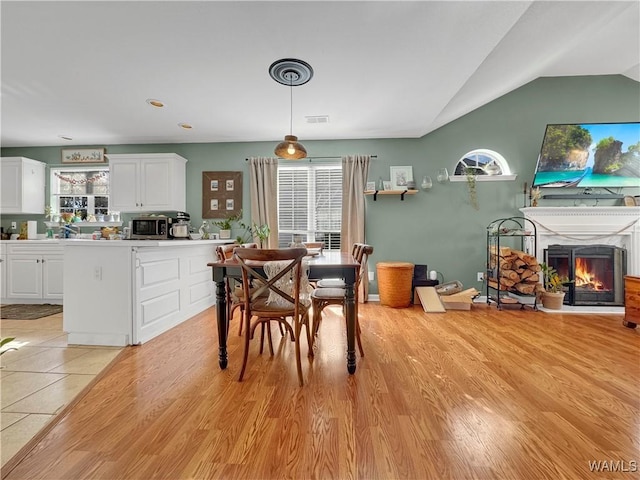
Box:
[0,157,46,214]
[106,153,187,212]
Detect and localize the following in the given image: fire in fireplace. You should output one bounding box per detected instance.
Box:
[544,245,626,306]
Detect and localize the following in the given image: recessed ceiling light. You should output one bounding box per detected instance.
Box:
[58,135,73,141]
[146,98,165,108]
[178,123,193,129]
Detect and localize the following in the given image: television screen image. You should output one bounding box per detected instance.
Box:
[531,122,640,188]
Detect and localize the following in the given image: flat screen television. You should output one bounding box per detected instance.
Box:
[531,122,640,188]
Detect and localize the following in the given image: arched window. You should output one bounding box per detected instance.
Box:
[450,149,516,181]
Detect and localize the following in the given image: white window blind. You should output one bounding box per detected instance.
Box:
[278,164,342,249]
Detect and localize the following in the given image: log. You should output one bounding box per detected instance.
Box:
[500,269,520,281]
[523,273,540,283]
[499,259,512,270]
[515,283,537,295]
[499,278,516,288]
[513,259,526,269]
[520,269,534,280]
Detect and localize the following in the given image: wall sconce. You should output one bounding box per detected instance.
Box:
[421,176,433,190]
[437,168,449,183]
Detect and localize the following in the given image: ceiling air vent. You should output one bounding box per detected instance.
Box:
[305,115,329,124]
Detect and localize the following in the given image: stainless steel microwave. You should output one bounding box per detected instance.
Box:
[130,216,169,240]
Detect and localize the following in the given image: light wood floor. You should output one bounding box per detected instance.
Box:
[2,303,638,480]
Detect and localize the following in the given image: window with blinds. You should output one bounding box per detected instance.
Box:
[278,164,342,250]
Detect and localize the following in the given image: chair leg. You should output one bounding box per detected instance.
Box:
[236,305,244,336]
[238,310,252,382]
[355,318,365,357]
[259,323,266,354]
[266,322,275,356]
[294,314,304,386]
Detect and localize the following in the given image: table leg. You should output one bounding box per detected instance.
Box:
[215,279,228,369]
[345,283,357,374]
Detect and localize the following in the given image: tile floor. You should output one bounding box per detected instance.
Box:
[0,312,122,467]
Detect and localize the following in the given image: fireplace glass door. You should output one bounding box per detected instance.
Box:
[544,245,626,306]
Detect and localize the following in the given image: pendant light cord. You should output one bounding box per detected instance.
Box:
[289,75,293,136]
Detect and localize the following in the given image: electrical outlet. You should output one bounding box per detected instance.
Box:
[477,272,485,282]
[368,270,374,281]
[11,222,17,230]
[94,266,102,280]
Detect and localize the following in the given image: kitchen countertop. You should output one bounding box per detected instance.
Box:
[1,239,234,246]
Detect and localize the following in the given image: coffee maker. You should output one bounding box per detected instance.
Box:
[169,211,191,238]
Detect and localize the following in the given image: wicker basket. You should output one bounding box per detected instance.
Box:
[377,262,414,308]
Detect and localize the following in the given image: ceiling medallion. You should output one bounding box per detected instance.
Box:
[269,59,313,160]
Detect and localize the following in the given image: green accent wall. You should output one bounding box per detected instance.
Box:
[2,75,639,292]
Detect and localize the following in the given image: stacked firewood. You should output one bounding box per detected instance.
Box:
[488,246,542,295]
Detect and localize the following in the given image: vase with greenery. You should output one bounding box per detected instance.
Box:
[465,166,479,210]
[250,223,271,248]
[212,211,243,239]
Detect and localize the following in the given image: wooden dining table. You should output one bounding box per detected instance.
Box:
[208,250,361,374]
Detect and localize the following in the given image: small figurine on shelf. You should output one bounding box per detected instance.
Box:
[199,221,211,239]
[531,187,541,207]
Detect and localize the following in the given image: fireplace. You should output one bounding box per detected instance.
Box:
[544,244,626,306]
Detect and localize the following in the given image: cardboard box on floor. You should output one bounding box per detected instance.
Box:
[415,286,480,312]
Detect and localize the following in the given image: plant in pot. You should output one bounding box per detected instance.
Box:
[251,223,271,248]
[540,263,571,309]
[212,213,239,240]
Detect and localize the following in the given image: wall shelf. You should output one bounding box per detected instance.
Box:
[364,189,418,201]
[541,193,624,200]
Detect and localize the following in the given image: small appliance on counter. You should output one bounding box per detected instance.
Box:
[169,211,191,239]
[130,216,169,240]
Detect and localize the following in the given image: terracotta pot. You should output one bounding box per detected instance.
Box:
[542,291,565,310]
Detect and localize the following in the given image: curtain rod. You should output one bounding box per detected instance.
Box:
[245,155,377,161]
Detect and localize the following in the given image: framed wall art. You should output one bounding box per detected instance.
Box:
[61,148,106,163]
[202,171,242,218]
[390,166,413,190]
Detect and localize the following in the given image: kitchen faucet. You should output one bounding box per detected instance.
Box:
[60,224,80,238]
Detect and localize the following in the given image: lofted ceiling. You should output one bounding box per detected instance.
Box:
[1,1,638,148]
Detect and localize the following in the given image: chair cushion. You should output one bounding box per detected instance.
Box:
[316,278,346,288]
[250,296,296,315]
[311,287,345,300]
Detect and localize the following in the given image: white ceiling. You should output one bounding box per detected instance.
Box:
[1,1,638,148]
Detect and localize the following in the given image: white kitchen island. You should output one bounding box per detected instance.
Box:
[62,239,232,346]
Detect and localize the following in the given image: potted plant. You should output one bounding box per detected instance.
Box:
[212,211,243,239]
[251,223,271,248]
[540,263,570,309]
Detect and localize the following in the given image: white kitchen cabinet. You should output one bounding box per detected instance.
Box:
[5,243,64,304]
[106,153,187,212]
[0,157,46,214]
[0,244,6,300]
[62,239,226,346]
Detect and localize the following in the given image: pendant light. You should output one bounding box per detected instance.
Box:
[269,59,313,160]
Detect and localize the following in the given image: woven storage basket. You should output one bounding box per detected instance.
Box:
[377,262,414,308]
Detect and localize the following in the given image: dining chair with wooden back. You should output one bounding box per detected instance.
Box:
[310,243,373,357]
[234,247,311,386]
[216,243,258,336]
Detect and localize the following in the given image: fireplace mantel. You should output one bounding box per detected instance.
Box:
[519,206,640,275]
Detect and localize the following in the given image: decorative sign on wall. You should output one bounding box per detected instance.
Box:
[61,148,106,163]
[202,171,242,218]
